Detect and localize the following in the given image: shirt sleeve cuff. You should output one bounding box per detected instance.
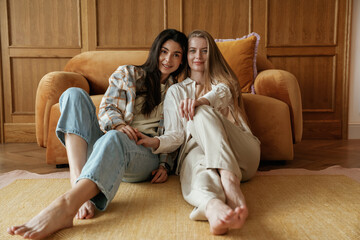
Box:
[201,91,217,107]
[152,136,163,154]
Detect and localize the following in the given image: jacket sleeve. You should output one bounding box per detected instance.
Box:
[159,151,178,173]
[98,65,137,132]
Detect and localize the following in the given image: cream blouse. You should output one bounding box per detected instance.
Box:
[153,77,252,157]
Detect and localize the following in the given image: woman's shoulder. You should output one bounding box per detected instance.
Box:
[114,65,143,73]
[112,65,145,80]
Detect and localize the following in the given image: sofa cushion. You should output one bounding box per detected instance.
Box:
[216,33,260,93]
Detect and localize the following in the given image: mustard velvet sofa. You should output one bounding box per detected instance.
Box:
[35,50,302,165]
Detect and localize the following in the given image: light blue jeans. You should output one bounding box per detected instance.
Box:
[56,87,160,210]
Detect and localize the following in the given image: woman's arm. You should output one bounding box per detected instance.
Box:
[179,83,233,120]
[201,83,233,110]
[137,86,185,154]
[153,87,186,153]
[179,97,209,120]
[98,65,138,132]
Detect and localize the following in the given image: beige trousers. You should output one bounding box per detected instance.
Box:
[179,105,260,220]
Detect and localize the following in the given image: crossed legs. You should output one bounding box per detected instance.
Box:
[181,105,258,234]
[181,155,248,235]
[205,169,248,235]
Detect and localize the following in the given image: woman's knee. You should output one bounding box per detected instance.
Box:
[103,130,124,140]
[59,87,94,113]
[101,130,130,147]
[193,105,222,125]
[62,87,88,98]
[60,87,89,104]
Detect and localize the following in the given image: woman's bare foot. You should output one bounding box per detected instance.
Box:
[76,201,95,219]
[7,194,78,239]
[219,169,248,226]
[205,198,245,235]
[219,170,247,208]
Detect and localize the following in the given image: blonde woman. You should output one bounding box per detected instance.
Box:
[138,30,260,235]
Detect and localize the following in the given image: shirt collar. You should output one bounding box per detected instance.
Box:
[182,77,195,85]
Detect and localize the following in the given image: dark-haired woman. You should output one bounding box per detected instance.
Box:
[7,29,187,240]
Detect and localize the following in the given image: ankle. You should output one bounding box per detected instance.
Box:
[220,170,240,185]
[205,198,222,213]
[58,193,81,217]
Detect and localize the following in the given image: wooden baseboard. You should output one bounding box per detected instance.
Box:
[302,121,342,139]
[4,123,36,143]
[348,123,360,139]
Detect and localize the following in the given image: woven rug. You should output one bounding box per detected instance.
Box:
[0,168,359,239]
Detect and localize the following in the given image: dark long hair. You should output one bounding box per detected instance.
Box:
[137,29,188,115]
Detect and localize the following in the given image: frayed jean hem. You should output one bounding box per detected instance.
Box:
[76,175,111,211]
[56,127,91,148]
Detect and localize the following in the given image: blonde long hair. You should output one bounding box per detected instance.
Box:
[187,30,245,122]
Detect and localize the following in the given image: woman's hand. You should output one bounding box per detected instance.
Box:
[116,124,138,141]
[179,98,210,120]
[136,133,167,183]
[136,132,160,150]
[151,165,168,183]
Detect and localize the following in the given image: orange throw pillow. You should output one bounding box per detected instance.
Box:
[216,33,259,93]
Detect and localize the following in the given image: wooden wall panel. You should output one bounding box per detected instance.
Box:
[182,0,250,37]
[0,0,82,142]
[0,0,353,143]
[167,0,181,30]
[267,0,337,47]
[96,0,165,48]
[10,58,70,115]
[264,0,351,139]
[8,0,81,48]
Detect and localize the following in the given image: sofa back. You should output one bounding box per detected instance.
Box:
[64,50,274,95]
[64,51,149,94]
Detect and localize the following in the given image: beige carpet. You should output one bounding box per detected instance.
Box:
[0,170,360,239]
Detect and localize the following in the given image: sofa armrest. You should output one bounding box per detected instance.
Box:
[254,69,303,143]
[35,71,90,147]
[243,94,293,160]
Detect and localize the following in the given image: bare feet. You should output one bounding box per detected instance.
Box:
[76,201,95,219]
[219,169,248,211]
[205,199,247,235]
[7,195,77,239]
[203,169,249,235]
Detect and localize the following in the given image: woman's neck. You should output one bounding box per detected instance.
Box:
[160,74,169,84]
[190,71,205,85]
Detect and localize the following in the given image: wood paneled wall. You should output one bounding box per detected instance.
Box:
[0,0,352,142]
